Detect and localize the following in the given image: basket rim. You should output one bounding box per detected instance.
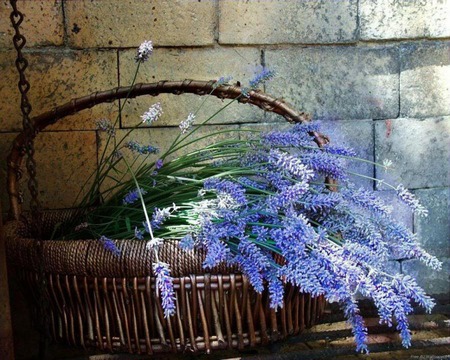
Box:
[6,79,331,221]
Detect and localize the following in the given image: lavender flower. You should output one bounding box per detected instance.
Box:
[268,149,314,181]
[134,227,144,240]
[74,222,88,232]
[300,151,347,180]
[266,269,285,309]
[125,140,159,155]
[141,102,163,124]
[235,238,271,293]
[323,144,357,157]
[123,187,147,205]
[249,68,276,88]
[213,76,233,89]
[261,130,311,148]
[135,40,153,62]
[155,159,164,170]
[95,118,115,137]
[112,150,123,161]
[179,113,195,134]
[396,185,428,217]
[179,234,195,251]
[146,237,163,250]
[153,261,176,318]
[99,235,120,256]
[204,178,247,206]
[202,239,230,269]
[151,206,173,229]
[344,187,392,218]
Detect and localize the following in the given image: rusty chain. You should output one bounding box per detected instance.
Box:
[9,0,41,214]
[9,1,48,358]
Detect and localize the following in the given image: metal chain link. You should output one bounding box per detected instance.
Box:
[9,0,41,214]
[9,1,48,358]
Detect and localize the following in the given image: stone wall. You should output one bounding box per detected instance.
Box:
[0,0,448,295]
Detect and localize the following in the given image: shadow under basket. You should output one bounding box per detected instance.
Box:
[4,80,329,354]
[5,211,325,354]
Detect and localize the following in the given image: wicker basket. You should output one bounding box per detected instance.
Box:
[4,80,327,354]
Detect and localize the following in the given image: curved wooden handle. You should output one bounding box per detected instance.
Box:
[7,79,329,220]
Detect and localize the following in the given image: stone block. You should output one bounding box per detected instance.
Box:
[0,0,64,49]
[219,0,357,44]
[374,117,450,189]
[0,131,97,210]
[400,42,450,118]
[65,0,215,48]
[265,46,399,120]
[118,47,263,128]
[0,50,118,132]
[360,0,450,41]
[413,188,450,258]
[402,257,449,296]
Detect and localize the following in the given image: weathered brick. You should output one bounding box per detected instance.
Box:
[0,50,118,132]
[98,125,239,196]
[65,0,215,48]
[0,0,64,49]
[400,42,450,118]
[219,0,358,45]
[119,48,262,128]
[265,46,399,120]
[402,257,449,295]
[374,117,450,189]
[0,131,97,210]
[360,0,450,41]
[413,188,450,258]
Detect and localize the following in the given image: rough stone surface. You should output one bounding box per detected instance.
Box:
[0,0,64,49]
[219,0,358,44]
[0,50,118,131]
[0,131,96,210]
[65,0,215,48]
[400,42,450,118]
[360,0,450,40]
[119,48,263,128]
[413,188,450,258]
[265,46,399,120]
[374,117,450,189]
[402,257,449,296]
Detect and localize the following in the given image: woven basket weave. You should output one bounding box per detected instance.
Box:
[5,80,327,354]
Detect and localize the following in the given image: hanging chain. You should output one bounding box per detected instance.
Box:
[9,1,48,358]
[9,0,41,215]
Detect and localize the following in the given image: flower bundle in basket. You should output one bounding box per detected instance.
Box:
[5,40,441,355]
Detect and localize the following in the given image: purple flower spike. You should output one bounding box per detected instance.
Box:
[99,235,120,256]
[153,261,176,318]
[135,40,153,62]
[123,187,147,205]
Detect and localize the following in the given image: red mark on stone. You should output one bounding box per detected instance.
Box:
[385,119,392,138]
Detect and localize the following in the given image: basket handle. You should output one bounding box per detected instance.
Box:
[7,79,331,220]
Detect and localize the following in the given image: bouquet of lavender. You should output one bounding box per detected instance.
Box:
[63,41,441,353]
